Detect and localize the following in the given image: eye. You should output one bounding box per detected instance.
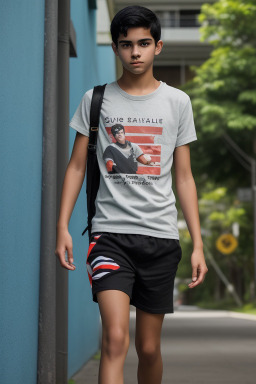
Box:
[141,42,149,47]
[121,43,131,48]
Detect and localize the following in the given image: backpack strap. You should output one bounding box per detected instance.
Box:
[88,84,107,153]
[81,84,107,237]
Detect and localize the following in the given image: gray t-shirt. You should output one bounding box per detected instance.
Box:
[69,80,197,239]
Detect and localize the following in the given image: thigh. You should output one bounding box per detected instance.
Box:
[87,232,136,303]
[97,290,130,336]
[131,237,182,314]
[135,307,164,350]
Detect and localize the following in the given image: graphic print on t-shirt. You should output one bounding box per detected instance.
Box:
[103,123,163,175]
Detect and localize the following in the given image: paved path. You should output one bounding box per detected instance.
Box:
[71,305,256,384]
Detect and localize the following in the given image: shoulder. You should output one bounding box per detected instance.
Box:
[81,82,112,103]
[130,142,140,149]
[103,143,115,156]
[105,143,116,151]
[162,83,190,109]
[130,142,143,153]
[80,87,94,103]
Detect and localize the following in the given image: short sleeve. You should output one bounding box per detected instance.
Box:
[69,92,92,137]
[132,143,144,158]
[175,96,197,147]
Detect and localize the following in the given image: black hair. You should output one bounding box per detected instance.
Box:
[111,124,125,137]
[110,6,161,47]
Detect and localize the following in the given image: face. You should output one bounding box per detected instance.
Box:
[112,27,163,75]
[114,129,126,144]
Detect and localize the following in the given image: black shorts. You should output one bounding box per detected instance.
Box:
[86,232,182,314]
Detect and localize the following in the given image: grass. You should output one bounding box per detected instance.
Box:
[230,303,256,315]
[196,300,256,314]
[93,350,101,360]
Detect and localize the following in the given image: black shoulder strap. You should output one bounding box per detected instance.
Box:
[81,84,107,237]
[88,84,107,152]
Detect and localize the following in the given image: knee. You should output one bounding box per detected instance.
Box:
[136,341,160,364]
[102,327,129,359]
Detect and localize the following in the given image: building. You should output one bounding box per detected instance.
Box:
[0,1,115,383]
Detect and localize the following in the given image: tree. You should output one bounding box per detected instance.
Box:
[183,0,256,182]
[177,0,256,305]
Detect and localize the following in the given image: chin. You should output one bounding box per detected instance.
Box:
[130,69,146,75]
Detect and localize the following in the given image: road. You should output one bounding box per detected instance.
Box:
[72,305,256,384]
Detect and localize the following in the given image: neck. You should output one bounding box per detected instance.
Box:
[116,141,128,148]
[118,68,160,96]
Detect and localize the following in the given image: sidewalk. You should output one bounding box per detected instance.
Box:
[71,305,256,384]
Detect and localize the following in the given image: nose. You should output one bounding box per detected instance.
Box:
[131,44,141,59]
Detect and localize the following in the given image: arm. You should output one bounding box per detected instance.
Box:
[137,154,151,165]
[55,132,89,270]
[137,154,160,166]
[173,144,208,288]
[132,144,153,165]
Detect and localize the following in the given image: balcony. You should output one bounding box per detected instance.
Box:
[162,27,201,43]
[156,11,201,28]
[156,10,202,43]
[153,10,212,66]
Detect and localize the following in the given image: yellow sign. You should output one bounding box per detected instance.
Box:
[216,234,238,254]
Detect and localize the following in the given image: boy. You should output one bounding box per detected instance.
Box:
[55,5,208,384]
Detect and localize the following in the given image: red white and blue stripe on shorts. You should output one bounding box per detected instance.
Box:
[86,234,120,287]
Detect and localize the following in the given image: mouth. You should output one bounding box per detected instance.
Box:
[131,62,143,65]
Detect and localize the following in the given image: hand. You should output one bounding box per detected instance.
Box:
[55,226,76,271]
[144,154,152,163]
[188,247,208,288]
[151,161,160,166]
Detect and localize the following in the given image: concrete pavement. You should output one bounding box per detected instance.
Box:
[71,305,256,384]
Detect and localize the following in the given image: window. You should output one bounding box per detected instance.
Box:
[180,10,200,28]
[156,10,201,28]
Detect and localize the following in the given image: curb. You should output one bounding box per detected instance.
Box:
[130,309,256,321]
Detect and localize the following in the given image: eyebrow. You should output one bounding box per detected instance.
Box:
[118,38,153,44]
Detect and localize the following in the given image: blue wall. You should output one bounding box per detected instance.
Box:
[0,1,45,383]
[0,0,116,380]
[68,1,116,377]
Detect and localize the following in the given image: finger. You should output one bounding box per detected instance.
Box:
[56,250,76,270]
[188,270,206,288]
[59,257,75,270]
[191,266,198,282]
[67,246,74,264]
[66,248,76,269]
[188,278,203,288]
[63,260,76,270]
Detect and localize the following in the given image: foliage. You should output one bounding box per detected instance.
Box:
[199,0,256,48]
[201,186,247,228]
[187,44,256,140]
[182,0,256,182]
[176,181,253,304]
[93,350,101,360]
[176,0,256,306]
[232,302,256,315]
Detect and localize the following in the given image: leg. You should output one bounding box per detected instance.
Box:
[135,307,165,384]
[97,290,130,384]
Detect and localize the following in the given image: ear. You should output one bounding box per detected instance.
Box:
[112,42,119,56]
[155,40,163,56]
